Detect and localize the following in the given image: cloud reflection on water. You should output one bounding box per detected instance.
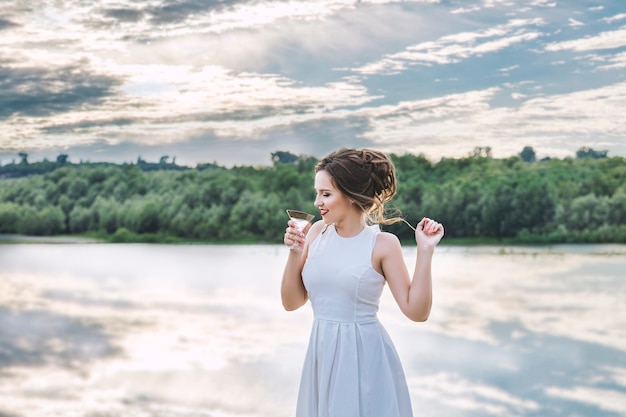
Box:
[0,244,309,417]
[0,243,624,416]
[0,306,116,368]
[382,245,626,417]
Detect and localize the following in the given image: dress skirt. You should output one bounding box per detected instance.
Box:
[295,318,413,417]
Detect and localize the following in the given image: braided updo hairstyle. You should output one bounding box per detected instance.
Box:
[315,148,402,225]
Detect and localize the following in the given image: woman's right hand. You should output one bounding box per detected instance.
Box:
[284,220,312,251]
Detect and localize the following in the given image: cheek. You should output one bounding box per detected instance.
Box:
[328,196,343,209]
[330,196,349,211]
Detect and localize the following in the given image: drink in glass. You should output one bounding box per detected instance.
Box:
[286,209,315,251]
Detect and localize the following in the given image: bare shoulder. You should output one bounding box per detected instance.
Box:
[374,231,402,256]
[372,231,403,276]
[376,230,401,245]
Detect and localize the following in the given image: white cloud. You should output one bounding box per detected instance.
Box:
[529,0,556,7]
[568,18,584,27]
[351,18,545,75]
[1,0,625,163]
[1,62,375,151]
[499,64,520,72]
[602,13,626,24]
[596,51,626,70]
[546,27,626,51]
[354,81,626,160]
[451,6,481,14]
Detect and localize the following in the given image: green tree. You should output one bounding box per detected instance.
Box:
[1,150,624,243]
[67,177,89,200]
[90,197,119,233]
[18,152,28,165]
[0,202,20,233]
[519,146,537,163]
[609,188,626,225]
[69,205,92,233]
[16,206,64,235]
[271,151,299,164]
[137,200,161,233]
[576,147,608,159]
[559,194,609,231]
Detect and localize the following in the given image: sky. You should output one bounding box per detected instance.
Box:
[1,0,625,167]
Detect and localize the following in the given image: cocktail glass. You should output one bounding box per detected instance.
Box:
[286,209,315,251]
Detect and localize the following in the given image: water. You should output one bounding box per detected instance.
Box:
[0,243,624,417]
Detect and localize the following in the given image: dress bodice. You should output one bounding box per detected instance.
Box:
[302,224,385,323]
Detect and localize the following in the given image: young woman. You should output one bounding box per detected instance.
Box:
[281,148,444,417]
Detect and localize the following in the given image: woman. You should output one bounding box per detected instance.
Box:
[282,148,444,417]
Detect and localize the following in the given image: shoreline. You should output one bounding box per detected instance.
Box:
[0,234,104,244]
[1,234,625,256]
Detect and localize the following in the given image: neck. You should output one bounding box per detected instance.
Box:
[334,213,366,238]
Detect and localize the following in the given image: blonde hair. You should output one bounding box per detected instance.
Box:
[315,148,403,225]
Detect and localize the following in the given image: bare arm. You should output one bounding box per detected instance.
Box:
[377,217,444,322]
[281,249,308,311]
[281,220,324,311]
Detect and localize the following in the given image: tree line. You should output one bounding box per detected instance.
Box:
[0,147,624,244]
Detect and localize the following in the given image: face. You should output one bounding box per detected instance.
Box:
[314,170,354,224]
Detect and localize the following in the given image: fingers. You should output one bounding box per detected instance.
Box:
[284,222,307,248]
[417,217,444,236]
[426,220,442,235]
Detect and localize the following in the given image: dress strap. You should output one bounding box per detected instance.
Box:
[368,224,380,251]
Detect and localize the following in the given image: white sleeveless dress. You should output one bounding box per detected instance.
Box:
[297,224,413,417]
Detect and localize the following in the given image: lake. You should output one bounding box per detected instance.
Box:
[0,242,625,417]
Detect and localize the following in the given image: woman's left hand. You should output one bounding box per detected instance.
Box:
[415,217,444,249]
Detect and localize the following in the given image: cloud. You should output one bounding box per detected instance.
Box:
[1,0,625,165]
[350,18,545,75]
[595,51,626,70]
[0,18,18,30]
[568,18,584,27]
[351,80,626,159]
[101,7,144,23]
[0,0,437,163]
[78,0,440,42]
[0,63,375,153]
[546,27,626,51]
[529,0,556,7]
[0,63,120,119]
[451,6,481,14]
[602,13,626,24]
